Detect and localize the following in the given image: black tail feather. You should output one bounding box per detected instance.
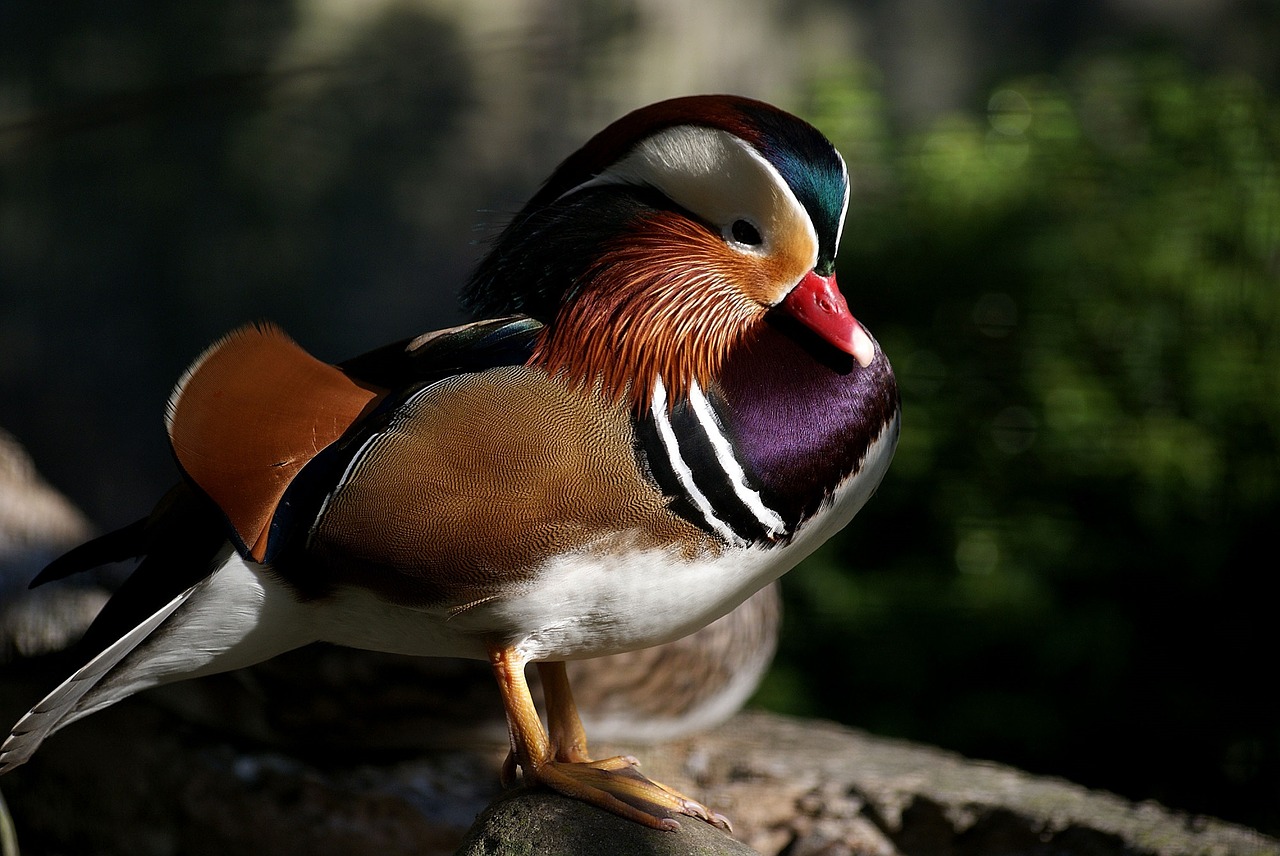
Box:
[53,483,229,670]
[29,517,149,588]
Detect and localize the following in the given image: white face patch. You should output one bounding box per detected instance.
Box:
[565,125,820,275]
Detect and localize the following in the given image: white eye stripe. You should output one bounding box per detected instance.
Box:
[568,126,820,271]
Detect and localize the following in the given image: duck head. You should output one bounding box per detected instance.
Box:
[463,95,876,413]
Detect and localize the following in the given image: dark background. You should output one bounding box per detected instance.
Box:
[2,0,1276,835]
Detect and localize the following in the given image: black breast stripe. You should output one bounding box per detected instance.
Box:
[633,414,716,539]
[635,378,787,546]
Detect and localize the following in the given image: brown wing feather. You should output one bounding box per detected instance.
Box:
[308,364,715,607]
[165,323,384,561]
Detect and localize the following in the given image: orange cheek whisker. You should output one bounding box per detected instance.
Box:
[527,211,775,414]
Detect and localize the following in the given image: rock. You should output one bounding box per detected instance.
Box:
[0,694,504,856]
[612,712,1279,856]
[3,684,1275,856]
[454,789,758,856]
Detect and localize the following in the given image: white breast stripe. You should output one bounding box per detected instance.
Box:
[687,382,786,537]
[651,378,745,546]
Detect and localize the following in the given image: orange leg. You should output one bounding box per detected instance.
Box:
[488,646,729,831]
[536,660,595,763]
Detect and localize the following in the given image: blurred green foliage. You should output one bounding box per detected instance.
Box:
[758,55,1279,832]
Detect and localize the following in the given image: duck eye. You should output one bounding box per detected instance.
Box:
[730,219,763,247]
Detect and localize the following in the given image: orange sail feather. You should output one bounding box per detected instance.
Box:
[165,324,384,561]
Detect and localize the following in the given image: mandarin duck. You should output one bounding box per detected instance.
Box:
[0,95,899,830]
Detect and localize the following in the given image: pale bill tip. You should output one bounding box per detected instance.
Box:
[852,322,876,369]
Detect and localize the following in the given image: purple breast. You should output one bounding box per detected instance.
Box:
[715,319,899,529]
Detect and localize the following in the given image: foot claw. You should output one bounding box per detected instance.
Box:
[518,757,729,832]
[500,750,519,789]
[673,797,731,831]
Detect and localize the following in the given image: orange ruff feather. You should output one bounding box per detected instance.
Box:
[532,213,769,414]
